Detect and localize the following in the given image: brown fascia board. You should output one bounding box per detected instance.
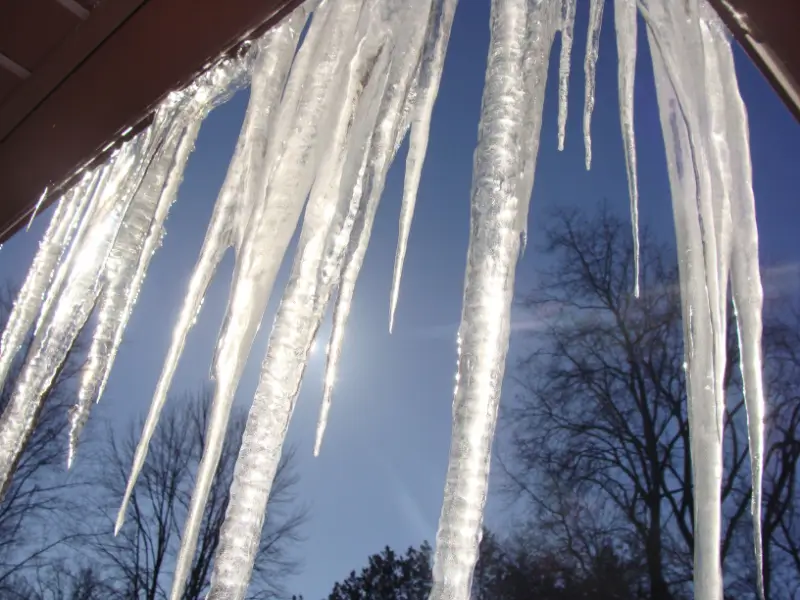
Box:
[708,0,800,123]
[0,0,301,244]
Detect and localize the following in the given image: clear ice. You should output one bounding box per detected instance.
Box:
[0,0,767,599]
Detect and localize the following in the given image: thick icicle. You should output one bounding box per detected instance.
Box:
[0,177,94,396]
[556,0,576,150]
[316,3,431,453]
[388,0,457,332]
[582,0,604,169]
[207,36,394,600]
[72,62,250,467]
[168,6,364,598]
[0,130,156,493]
[651,57,721,600]
[429,0,526,597]
[115,16,305,536]
[703,5,765,595]
[644,2,728,598]
[514,1,559,250]
[614,0,640,297]
[68,112,203,467]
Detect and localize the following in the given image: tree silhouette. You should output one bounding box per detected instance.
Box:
[326,543,432,600]
[503,208,800,599]
[323,531,643,600]
[0,287,91,596]
[89,388,307,600]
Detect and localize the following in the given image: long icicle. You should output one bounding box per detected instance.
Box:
[514,0,559,251]
[316,3,431,455]
[429,0,526,597]
[704,5,765,595]
[68,109,204,467]
[114,19,305,535]
[170,8,332,600]
[614,0,640,297]
[168,5,366,598]
[388,0,457,332]
[582,0,604,169]
[556,0,576,150]
[644,3,726,598]
[207,35,394,600]
[0,176,94,395]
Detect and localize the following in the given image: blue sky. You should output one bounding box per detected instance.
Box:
[0,1,798,598]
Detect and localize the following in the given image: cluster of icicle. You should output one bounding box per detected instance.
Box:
[0,0,766,599]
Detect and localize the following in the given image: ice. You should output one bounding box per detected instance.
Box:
[68,100,201,467]
[209,41,397,600]
[316,2,429,455]
[614,0,640,296]
[0,132,154,491]
[641,1,763,598]
[515,1,559,252]
[582,0,604,169]
[429,0,533,596]
[113,12,309,538]
[556,0,576,150]
[0,178,92,398]
[0,1,770,599]
[704,5,766,595]
[389,0,457,332]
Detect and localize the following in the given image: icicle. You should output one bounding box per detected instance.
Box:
[614,0,640,297]
[701,5,765,596]
[643,2,730,598]
[168,5,364,598]
[514,1,559,252]
[582,0,603,169]
[313,51,396,455]
[429,0,527,597]
[71,61,249,467]
[67,112,203,467]
[0,130,154,493]
[0,176,94,397]
[115,14,306,536]
[556,0,576,150]
[26,187,50,232]
[207,38,394,600]
[389,0,457,332]
[316,5,426,456]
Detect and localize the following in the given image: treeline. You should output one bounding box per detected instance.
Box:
[300,531,643,600]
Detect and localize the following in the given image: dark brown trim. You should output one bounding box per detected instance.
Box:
[708,0,800,123]
[0,0,300,243]
[0,0,148,143]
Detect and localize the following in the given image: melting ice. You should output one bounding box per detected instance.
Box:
[0,1,766,600]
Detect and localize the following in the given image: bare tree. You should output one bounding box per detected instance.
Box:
[5,562,113,600]
[0,286,91,596]
[502,208,798,599]
[89,388,306,600]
